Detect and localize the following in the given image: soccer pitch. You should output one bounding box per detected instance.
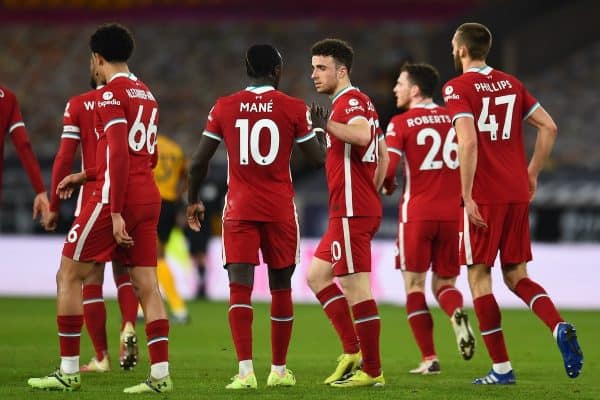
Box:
[1,298,596,399]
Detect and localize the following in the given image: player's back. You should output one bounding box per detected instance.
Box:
[387,104,460,222]
[208,86,311,221]
[154,135,185,201]
[443,66,538,204]
[94,73,160,205]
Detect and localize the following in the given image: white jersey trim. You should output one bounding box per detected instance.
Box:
[245,85,275,94]
[401,156,411,222]
[61,133,81,140]
[343,143,353,216]
[451,113,474,125]
[347,115,368,125]
[8,121,25,134]
[104,118,127,132]
[73,202,103,261]
[342,217,355,274]
[74,157,84,217]
[523,102,540,120]
[296,130,316,143]
[398,222,406,270]
[331,86,357,105]
[63,125,81,133]
[101,146,110,204]
[388,147,402,156]
[293,201,301,265]
[203,130,222,142]
[463,208,473,265]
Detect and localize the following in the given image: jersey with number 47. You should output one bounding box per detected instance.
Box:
[327,86,382,218]
[443,66,539,204]
[94,73,160,212]
[203,85,314,221]
[386,103,460,222]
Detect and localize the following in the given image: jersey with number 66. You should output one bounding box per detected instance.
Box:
[443,66,539,204]
[203,85,315,221]
[386,103,460,222]
[327,86,382,218]
[94,73,160,213]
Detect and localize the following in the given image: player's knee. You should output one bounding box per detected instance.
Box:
[268,265,295,290]
[227,263,254,287]
[306,267,328,293]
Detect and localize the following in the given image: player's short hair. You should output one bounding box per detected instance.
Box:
[455,22,492,60]
[90,23,134,62]
[401,63,440,98]
[311,38,354,73]
[245,44,282,78]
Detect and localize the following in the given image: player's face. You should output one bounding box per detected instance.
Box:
[90,53,107,85]
[452,33,463,73]
[393,71,412,109]
[311,55,338,95]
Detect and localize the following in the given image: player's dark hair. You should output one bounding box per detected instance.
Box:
[90,23,135,62]
[455,22,492,60]
[311,38,354,73]
[245,44,282,79]
[401,63,440,98]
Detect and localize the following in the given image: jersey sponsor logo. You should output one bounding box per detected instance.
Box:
[83,101,95,111]
[98,97,121,108]
[444,86,454,95]
[344,105,365,114]
[102,91,113,100]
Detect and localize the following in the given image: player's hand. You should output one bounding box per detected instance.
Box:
[381,176,398,196]
[527,169,538,203]
[57,172,86,199]
[33,192,49,223]
[42,210,59,232]
[464,197,487,228]
[310,102,330,131]
[111,213,134,247]
[186,201,206,232]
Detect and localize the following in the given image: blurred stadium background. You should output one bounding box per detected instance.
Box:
[1,0,598,304]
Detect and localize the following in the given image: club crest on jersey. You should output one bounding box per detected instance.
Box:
[0,89,4,98]
[102,91,114,100]
[348,98,359,106]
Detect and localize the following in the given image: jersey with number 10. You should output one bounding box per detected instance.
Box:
[94,73,160,209]
[443,66,539,204]
[327,86,382,218]
[203,85,314,221]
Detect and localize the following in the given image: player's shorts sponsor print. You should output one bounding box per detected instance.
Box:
[395,220,460,278]
[221,217,299,269]
[314,216,381,276]
[62,200,160,266]
[460,203,532,267]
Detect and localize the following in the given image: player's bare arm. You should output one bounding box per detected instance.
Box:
[374,136,389,191]
[56,171,87,199]
[327,117,371,146]
[455,117,487,228]
[525,106,558,202]
[111,212,134,247]
[33,191,49,224]
[187,135,219,231]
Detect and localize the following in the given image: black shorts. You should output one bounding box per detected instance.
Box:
[157,200,178,243]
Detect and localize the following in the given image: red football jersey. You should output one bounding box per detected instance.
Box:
[443,66,539,204]
[93,73,161,212]
[386,103,460,222]
[0,85,45,198]
[326,86,382,218]
[50,89,98,214]
[204,85,314,221]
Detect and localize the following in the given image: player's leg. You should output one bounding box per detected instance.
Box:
[307,218,360,384]
[331,217,384,388]
[112,261,139,371]
[499,202,582,378]
[185,225,209,299]
[80,263,111,372]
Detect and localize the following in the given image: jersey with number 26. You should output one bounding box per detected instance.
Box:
[443,66,539,204]
[203,85,314,221]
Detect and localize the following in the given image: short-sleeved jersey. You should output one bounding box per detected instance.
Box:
[153,135,186,201]
[203,85,314,222]
[443,66,539,204]
[60,89,98,212]
[386,103,460,222]
[93,73,161,208]
[326,86,382,218]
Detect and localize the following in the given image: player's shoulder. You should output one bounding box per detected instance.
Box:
[333,86,369,111]
[491,68,524,88]
[273,90,307,111]
[0,84,17,102]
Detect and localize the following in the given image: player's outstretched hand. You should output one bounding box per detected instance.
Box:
[310,102,330,131]
[57,172,86,200]
[111,213,134,248]
[42,210,59,232]
[382,176,398,196]
[186,201,206,232]
[33,191,49,223]
[464,198,487,228]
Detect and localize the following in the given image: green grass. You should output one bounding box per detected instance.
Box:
[0,298,596,399]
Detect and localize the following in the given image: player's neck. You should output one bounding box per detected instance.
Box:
[247,78,275,89]
[105,63,131,83]
[329,80,353,100]
[409,96,433,109]
[463,59,487,73]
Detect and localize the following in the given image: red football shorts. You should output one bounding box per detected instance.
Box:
[395,220,460,278]
[460,202,532,267]
[221,218,299,268]
[62,201,160,266]
[314,216,381,276]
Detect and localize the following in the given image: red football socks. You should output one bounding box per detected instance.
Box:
[114,273,138,330]
[436,285,464,317]
[316,283,359,354]
[57,315,83,357]
[406,291,436,359]
[82,284,107,360]
[229,283,253,361]
[146,319,169,364]
[474,294,509,363]
[270,288,293,365]
[515,278,563,331]
[352,299,382,377]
